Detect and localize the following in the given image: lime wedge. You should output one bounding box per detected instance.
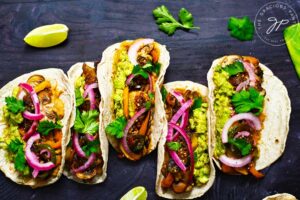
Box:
[24,24,69,48]
[120,186,147,200]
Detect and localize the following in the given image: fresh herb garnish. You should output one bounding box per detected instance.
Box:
[191,97,202,111]
[153,5,200,35]
[75,88,85,107]
[82,140,100,156]
[228,138,252,156]
[5,96,25,114]
[37,120,63,136]
[74,109,99,135]
[132,65,149,79]
[167,141,181,151]
[7,139,29,174]
[148,92,155,100]
[145,101,152,110]
[228,16,254,41]
[231,87,264,115]
[132,62,161,79]
[223,61,244,76]
[105,116,127,139]
[161,86,167,102]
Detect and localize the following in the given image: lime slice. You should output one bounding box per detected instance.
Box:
[24,24,69,48]
[120,186,147,200]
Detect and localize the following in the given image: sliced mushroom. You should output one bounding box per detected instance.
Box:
[27,75,45,86]
[75,168,97,180]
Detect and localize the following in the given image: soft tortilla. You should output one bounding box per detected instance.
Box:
[207,55,291,171]
[0,68,73,188]
[156,81,216,199]
[262,193,297,200]
[63,62,108,184]
[97,40,170,155]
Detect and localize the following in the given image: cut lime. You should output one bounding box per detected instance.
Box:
[120,186,147,200]
[24,24,69,48]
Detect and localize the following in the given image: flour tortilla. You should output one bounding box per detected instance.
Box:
[0,68,73,188]
[97,40,170,156]
[156,81,215,199]
[262,193,297,200]
[207,55,291,170]
[63,62,108,184]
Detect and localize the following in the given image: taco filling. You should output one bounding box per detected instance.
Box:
[105,38,161,161]
[213,56,265,177]
[65,63,103,182]
[0,75,65,180]
[160,88,210,193]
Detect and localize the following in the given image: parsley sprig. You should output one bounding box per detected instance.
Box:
[5,96,25,114]
[74,109,99,135]
[105,117,127,139]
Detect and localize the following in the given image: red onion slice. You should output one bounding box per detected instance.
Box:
[19,83,40,114]
[32,169,39,178]
[72,153,96,173]
[122,108,147,155]
[169,90,185,104]
[168,150,187,171]
[25,133,55,172]
[23,111,44,121]
[234,131,251,139]
[242,61,256,87]
[148,73,153,92]
[72,132,86,158]
[170,99,192,124]
[40,149,51,159]
[86,133,96,141]
[222,113,262,143]
[128,38,154,66]
[22,120,38,141]
[168,123,194,181]
[83,83,98,98]
[219,154,252,168]
[236,80,250,92]
[126,74,135,86]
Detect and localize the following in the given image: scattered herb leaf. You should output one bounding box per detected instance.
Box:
[228,138,252,156]
[191,97,202,111]
[223,61,245,76]
[37,120,63,136]
[75,88,85,107]
[161,86,167,102]
[74,109,99,135]
[105,116,127,139]
[167,141,181,151]
[5,97,25,114]
[228,16,254,41]
[82,140,100,157]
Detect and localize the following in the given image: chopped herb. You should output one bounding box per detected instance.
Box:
[105,116,127,139]
[145,101,152,110]
[7,139,30,175]
[74,109,99,135]
[228,138,252,156]
[167,141,181,151]
[37,120,63,136]
[148,92,155,100]
[5,96,25,114]
[191,97,202,111]
[143,62,161,75]
[228,16,254,41]
[223,61,244,76]
[153,5,200,35]
[161,86,167,102]
[82,140,100,157]
[231,87,264,115]
[132,65,149,79]
[75,88,85,107]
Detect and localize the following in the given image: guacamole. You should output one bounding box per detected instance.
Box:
[113,47,134,118]
[189,102,210,186]
[213,65,235,157]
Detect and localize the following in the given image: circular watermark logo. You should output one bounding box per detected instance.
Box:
[255,1,299,46]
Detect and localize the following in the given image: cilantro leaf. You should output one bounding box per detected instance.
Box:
[5,96,25,114]
[145,101,152,110]
[37,120,63,136]
[223,61,244,76]
[167,142,181,151]
[132,65,149,79]
[82,140,100,157]
[228,16,254,41]
[7,139,29,175]
[161,86,167,103]
[153,5,200,35]
[231,87,264,115]
[148,92,154,100]
[191,97,202,111]
[75,88,85,107]
[74,109,99,135]
[105,117,127,139]
[143,62,161,75]
[228,138,252,156]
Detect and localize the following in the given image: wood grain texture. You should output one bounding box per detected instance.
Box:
[0,0,299,199]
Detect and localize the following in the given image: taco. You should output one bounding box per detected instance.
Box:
[0,69,72,188]
[98,38,170,160]
[207,55,291,177]
[156,81,215,199]
[63,62,108,184]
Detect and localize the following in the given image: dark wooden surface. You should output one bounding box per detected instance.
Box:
[0,0,299,199]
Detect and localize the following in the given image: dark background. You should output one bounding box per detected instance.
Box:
[0,0,299,199]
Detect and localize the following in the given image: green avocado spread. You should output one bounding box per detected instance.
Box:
[112,46,134,118]
[213,65,235,158]
[189,102,210,186]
